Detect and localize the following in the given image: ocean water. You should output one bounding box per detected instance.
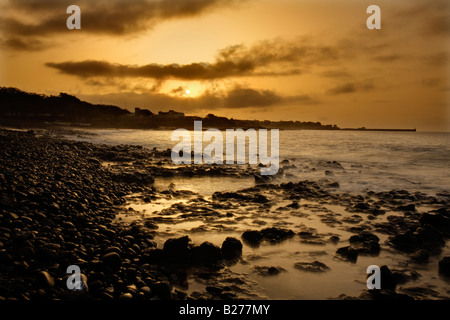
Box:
[69,129,450,196]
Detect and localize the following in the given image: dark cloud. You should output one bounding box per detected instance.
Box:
[0,37,49,51]
[392,0,450,37]
[45,39,342,80]
[372,55,404,63]
[421,78,442,88]
[327,81,375,95]
[421,52,449,66]
[79,85,315,113]
[319,70,351,78]
[0,0,241,50]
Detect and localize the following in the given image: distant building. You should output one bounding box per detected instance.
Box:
[158,110,184,118]
[135,107,153,117]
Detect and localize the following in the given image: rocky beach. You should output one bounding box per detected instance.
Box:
[0,128,449,301]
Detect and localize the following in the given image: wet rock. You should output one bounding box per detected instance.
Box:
[416,224,445,251]
[328,235,340,243]
[336,246,358,262]
[221,237,243,260]
[242,230,263,247]
[149,281,172,300]
[388,230,419,253]
[349,232,380,255]
[419,212,450,234]
[163,236,191,262]
[396,204,416,212]
[101,252,122,271]
[438,256,450,276]
[326,182,340,188]
[260,227,295,243]
[410,249,429,263]
[294,261,330,273]
[119,293,133,300]
[192,242,222,266]
[37,270,55,288]
[380,265,397,290]
[342,215,363,224]
[253,266,286,276]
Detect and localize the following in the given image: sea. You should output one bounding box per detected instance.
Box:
[67,129,450,196]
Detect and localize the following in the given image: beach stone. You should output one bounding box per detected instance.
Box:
[410,249,429,263]
[388,231,419,253]
[380,265,397,290]
[242,230,263,246]
[294,261,330,273]
[101,252,122,271]
[260,227,295,243]
[37,270,55,288]
[221,237,243,260]
[192,242,222,265]
[163,236,191,262]
[253,266,286,276]
[438,256,450,276]
[150,281,172,300]
[328,235,340,243]
[396,204,416,212]
[119,293,133,300]
[419,213,450,234]
[336,246,358,262]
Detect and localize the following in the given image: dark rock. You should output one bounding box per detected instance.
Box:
[192,242,222,266]
[349,232,380,255]
[242,230,263,247]
[336,246,358,262]
[396,204,416,212]
[221,237,243,260]
[328,235,340,243]
[419,213,450,234]
[380,265,397,290]
[326,182,340,188]
[37,270,55,288]
[416,224,445,250]
[438,256,450,276]
[101,252,122,271]
[206,286,223,295]
[163,236,191,262]
[260,227,295,243]
[141,248,165,264]
[388,230,419,253]
[119,293,133,300]
[294,261,330,272]
[354,202,370,210]
[410,249,429,263]
[149,281,172,300]
[253,265,286,276]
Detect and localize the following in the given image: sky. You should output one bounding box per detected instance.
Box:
[0,0,449,131]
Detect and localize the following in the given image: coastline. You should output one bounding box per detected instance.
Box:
[0,128,449,300]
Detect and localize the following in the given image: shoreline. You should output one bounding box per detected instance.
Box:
[0,128,449,300]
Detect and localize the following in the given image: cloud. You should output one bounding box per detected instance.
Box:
[0,37,49,51]
[327,81,375,95]
[395,0,450,37]
[0,0,242,50]
[79,85,315,113]
[45,38,343,80]
[372,55,404,63]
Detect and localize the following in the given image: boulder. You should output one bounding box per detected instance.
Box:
[221,237,243,260]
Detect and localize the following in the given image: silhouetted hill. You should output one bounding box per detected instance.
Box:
[0,87,130,125]
[0,87,341,130]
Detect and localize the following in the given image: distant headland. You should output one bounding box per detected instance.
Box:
[0,87,415,132]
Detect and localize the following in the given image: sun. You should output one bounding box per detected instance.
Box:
[185,89,190,95]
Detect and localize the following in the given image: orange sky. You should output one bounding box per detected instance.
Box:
[1,0,449,131]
